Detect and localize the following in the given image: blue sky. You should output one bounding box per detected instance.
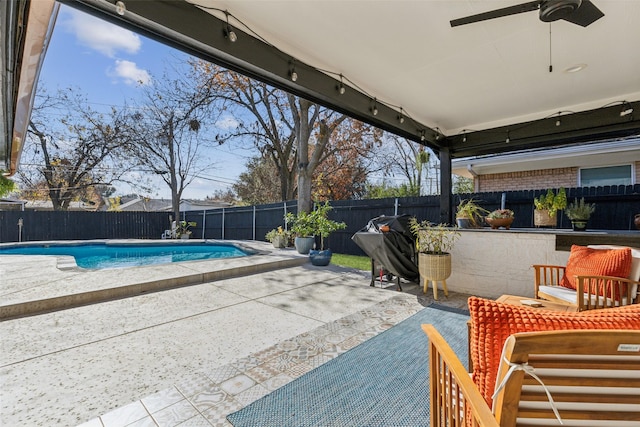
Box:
[37,4,249,199]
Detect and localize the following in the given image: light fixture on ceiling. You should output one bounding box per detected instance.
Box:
[555,112,562,126]
[371,98,378,116]
[223,11,237,42]
[420,130,426,142]
[115,1,126,15]
[564,63,587,73]
[505,131,510,143]
[289,63,298,82]
[620,102,634,117]
[397,108,405,124]
[462,131,467,143]
[337,74,346,95]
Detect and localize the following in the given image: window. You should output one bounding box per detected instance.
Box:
[580,165,632,187]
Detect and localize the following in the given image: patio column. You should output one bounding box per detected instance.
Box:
[439,147,453,224]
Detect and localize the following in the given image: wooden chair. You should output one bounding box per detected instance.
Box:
[533,245,640,311]
[533,264,640,311]
[423,325,640,427]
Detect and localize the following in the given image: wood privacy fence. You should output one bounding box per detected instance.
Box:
[1,185,639,255]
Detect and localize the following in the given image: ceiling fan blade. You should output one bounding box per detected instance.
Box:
[562,0,604,27]
[450,1,541,27]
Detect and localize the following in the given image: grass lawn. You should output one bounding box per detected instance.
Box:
[331,253,370,271]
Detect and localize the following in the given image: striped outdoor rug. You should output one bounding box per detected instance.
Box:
[227,303,469,426]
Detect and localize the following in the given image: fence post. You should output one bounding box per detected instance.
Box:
[283,201,287,231]
[222,208,225,240]
[394,198,399,216]
[253,206,256,241]
[201,210,206,240]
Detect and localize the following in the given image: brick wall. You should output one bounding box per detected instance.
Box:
[478,167,578,192]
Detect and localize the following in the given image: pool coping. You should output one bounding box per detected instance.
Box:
[0,240,309,321]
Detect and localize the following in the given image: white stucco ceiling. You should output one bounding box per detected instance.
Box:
[193,0,640,136]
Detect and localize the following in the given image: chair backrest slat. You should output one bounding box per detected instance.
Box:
[492,330,640,427]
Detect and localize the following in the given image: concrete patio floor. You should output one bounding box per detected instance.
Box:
[0,242,470,426]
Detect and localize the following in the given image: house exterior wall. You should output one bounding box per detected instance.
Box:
[478,167,579,192]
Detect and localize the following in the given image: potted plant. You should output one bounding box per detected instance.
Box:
[175,221,196,239]
[533,188,567,227]
[308,202,347,266]
[285,210,316,254]
[565,198,595,231]
[485,209,514,229]
[265,226,290,248]
[455,199,489,228]
[409,218,460,298]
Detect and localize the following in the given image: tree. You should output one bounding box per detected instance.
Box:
[127,65,220,218]
[194,63,379,213]
[0,175,17,197]
[232,155,282,204]
[18,88,135,210]
[375,134,435,196]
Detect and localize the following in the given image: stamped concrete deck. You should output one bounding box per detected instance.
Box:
[0,241,470,426]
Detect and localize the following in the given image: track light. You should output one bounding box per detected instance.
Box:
[223,11,237,42]
[371,98,378,116]
[620,108,633,117]
[397,108,405,124]
[337,74,346,95]
[505,131,510,143]
[556,118,561,126]
[289,63,298,82]
[420,130,426,142]
[115,1,126,15]
[462,132,467,143]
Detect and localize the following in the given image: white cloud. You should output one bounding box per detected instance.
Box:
[64,9,141,58]
[215,115,240,130]
[109,60,152,86]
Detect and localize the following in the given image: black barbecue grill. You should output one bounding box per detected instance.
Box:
[351,214,419,291]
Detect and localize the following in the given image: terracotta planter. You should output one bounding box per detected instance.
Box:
[534,209,557,227]
[418,252,452,281]
[485,217,513,230]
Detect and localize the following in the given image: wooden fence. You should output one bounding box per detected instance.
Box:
[1,185,639,256]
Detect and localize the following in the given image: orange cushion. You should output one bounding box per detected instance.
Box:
[560,245,632,298]
[468,296,640,407]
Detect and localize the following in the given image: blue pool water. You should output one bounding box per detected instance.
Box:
[0,242,249,269]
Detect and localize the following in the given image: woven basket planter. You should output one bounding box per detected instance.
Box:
[418,252,452,281]
[534,209,557,227]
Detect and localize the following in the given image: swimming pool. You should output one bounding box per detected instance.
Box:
[0,241,250,269]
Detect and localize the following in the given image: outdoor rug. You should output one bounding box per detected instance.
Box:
[227,303,469,426]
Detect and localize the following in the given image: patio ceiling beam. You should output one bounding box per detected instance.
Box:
[446,101,640,158]
[60,0,443,149]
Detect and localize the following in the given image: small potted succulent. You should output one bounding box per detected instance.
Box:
[485,209,514,229]
[265,226,290,248]
[565,198,595,231]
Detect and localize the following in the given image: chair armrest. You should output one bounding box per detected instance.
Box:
[532,264,566,298]
[575,275,640,311]
[422,324,498,427]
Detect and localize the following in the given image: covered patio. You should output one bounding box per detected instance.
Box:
[4,1,640,221]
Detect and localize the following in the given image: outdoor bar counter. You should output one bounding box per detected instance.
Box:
[446,228,639,300]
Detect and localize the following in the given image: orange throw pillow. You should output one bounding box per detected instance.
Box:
[560,245,632,297]
[468,296,640,407]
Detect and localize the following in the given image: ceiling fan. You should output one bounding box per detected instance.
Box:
[450,0,604,28]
